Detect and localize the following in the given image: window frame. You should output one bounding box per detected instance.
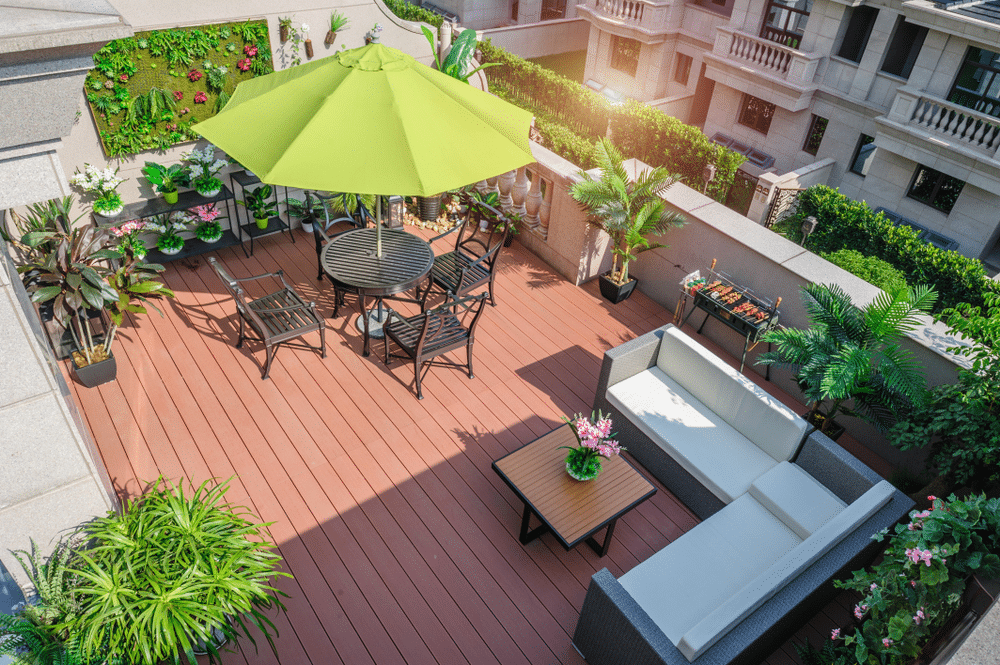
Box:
[737,94,776,135]
[836,6,878,63]
[609,35,641,77]
[674,53,693,85]
[906,165,966,214]
[880,18,927,79]
[760,0,811,48]
[848,134,876,176]
[947,46,1000,118]
[802,114,828,155]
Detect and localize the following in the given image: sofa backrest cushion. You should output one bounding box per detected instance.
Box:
[655,326,808,461]
[750,462,847,539]
[618,493,802,646]
[676,480,897,661]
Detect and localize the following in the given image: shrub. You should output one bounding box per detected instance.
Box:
[609,101,746,202]
[382,0,444,27]
[799,185,999,313]
[489,86,599,169]
[821,248,909,294]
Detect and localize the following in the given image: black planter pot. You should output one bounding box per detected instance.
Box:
[191,622,230,656]
[72,351,117,388]
[599,273,638,304]
[417,195,442,223]
[805,410,845,441]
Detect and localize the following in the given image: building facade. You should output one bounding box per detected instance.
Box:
[578,0,1000,266]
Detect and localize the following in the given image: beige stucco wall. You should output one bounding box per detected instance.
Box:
[482,18,590,58]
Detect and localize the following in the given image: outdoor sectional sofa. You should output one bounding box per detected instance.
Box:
[572,324,914,665]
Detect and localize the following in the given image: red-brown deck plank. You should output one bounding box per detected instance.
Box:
[64,229,889,665]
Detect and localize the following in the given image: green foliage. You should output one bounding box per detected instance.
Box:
[141,161,188,194]
[239,184,278,219]
[381,0,444,27]
[570,139,685,285]
[890,291,1000,488]
[821,249,910,294]
[86,20,272,157]
[798,186,999,314]
[480,39,611,139]
[479,40,744,203]
[72,477,289,665]
[610,100,746,202]
[757,282,937,433]
[422,27,499,83]
[329,11,349,32]
[831,494,1000,664]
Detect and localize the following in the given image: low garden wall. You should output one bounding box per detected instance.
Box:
[480,19,589,58]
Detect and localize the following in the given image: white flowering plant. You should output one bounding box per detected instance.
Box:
[69,163,126,214]
[181,146,228,191]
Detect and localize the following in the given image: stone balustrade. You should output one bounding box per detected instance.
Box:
[713,28,822,86]
[888,88,1000,160]
[593,0,645,22]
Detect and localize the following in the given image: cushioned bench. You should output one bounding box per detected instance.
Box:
[572,324,914,665]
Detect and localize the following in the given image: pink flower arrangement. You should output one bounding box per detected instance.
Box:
[190,203,222,222]
[194,91,207,104]
[244,44,258,57]
[110,219,146,238]
[187,69,203,82]
[560,411,623,480]
[173,90,184,101]
[237,58,251,72]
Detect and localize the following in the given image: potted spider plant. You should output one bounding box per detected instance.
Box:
[142,161,189,204]
[326,11,349,46]
[570,139,686,304]
[239,185,278,230]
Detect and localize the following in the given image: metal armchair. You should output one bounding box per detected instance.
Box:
[383,292,488,399]
[209,257,326,380]
[308,191,372,316]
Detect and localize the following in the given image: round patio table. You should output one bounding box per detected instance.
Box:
[320,227,434,356]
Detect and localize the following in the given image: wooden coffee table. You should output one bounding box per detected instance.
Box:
[492,424,656,556]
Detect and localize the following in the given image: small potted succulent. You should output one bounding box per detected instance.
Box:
[181,145,228,197]
[239,185,278,230]
[326,11,349,46]
[141,161,189,204]
[69,163,126,217]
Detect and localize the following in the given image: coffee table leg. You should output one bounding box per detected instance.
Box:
[519,503,550,545]
[585,518,618,557]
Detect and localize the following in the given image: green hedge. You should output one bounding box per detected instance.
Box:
[610,101,746,202]
[480,39,744,202]
[820,249,910,294]
[480,39,611,139]
[382,0,444,27]
[800,186,999,313]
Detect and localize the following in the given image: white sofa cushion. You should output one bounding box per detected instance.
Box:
[618,493,802,646]
[655,326,808,462]
[607,367,779,503]
[676,480,897,661]
[750,462,846,539]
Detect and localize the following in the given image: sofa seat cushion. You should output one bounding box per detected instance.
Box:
[618,493,802,646]
[676,480,897,661]
[607,366,779,503]
[655,326,809,462]
[750,462,846,539]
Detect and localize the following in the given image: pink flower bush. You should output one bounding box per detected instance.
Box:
[194,91,207,104]
[190,203,222,222]
[173,90,184,101]
[905,547,935,566]
[244,44,258,57]
[187,69,203,82]
[237,58,251,72]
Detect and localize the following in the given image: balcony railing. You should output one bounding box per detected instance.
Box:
[593,0,645,22]
[712,28,821,86]
[888,88,1000,160]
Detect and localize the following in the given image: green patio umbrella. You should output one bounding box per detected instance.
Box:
[194,42,535,255]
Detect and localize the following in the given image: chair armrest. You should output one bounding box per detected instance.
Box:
[252,303,314,315]
[428,220,463,244]
[593,325,668,413]
[793,430,883,504]
[233,271,282,284]
[385,308,421,332]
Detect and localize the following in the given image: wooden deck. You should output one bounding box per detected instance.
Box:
[65,227,864,665]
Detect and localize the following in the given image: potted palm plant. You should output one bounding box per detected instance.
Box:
[756,282,938,439]
[570,139,686,304]
[142,161,190,204]
[239,185,278,230]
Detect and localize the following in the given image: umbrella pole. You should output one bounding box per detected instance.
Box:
[376,194,383,258]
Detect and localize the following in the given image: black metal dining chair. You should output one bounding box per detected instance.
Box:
[382,292,488,399]
[309,191,371,316]
[419,197,510,308]
[209,257,326,380]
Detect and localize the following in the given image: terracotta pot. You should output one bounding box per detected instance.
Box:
[325,30,337,46]
[304,39,314,59]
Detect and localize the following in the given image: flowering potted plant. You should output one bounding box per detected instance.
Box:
[147,214,188,255]
[559,410,623,480]
[190,203,225,242]
[141,161,189,204]
[239,185,278,230]
[302,23,313,59]
[181,145,228,197]
[109,219,148,262]
[69,163,126,217]
[326,12,349,46]
[365,23,383,45]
